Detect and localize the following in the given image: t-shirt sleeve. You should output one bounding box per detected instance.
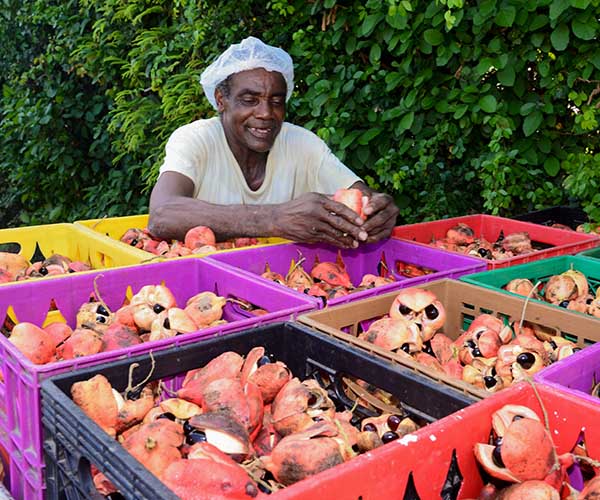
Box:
[158,123,207,195]
[295,128,362,195]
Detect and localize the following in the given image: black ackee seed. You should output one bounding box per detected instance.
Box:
[257,355,271,367]
[97,304,110,316]
[491,367,497,377]
[96,315,107,324]
[466,340,476,349]
[493,436,503,447]
[549,340,558,350]
[472,348,482,357]
[587,298,594,305]
[183,420,194,435]
[163,318,170,329]
[512,415,524,422]
[559,301,570,308]
[153,304,165,314]
[363,423,377,433]
[186,430,207,445]
[157,412,176,421]
[483,376,497,389]
[399,304,411,315]
[130,239,138,247]
[381,431,399,443]
[516,352,535,369]
[401,343,411,353]
[387,415,402,431]
[573,347,582,352]
[307,393,318,406]
[478,248,488,257]
[425,304,439,320]
[107,493,126,500]
[422,341,434,356]
[39,267,48,276]
[492,445,505,467]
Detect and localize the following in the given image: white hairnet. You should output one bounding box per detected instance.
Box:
[200,36,294,110]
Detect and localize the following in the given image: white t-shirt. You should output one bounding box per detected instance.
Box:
[158,117,361,204]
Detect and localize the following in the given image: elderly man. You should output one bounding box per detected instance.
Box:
[149,36,398,248]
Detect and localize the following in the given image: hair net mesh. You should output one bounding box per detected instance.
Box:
[200,36,294,110]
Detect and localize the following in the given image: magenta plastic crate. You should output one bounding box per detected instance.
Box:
[205,240,487,308]
[535,341,600,406]
[0,258,315,498]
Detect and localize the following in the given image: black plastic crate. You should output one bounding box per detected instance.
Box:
[41,322,476,500]
[513,205,588,229]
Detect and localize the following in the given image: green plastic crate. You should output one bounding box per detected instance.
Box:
[460,255,600,325]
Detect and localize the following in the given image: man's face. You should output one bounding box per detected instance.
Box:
[216,68,287,155]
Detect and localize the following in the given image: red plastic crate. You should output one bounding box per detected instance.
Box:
[0,258,315,499]
[392,214,600,269]
[273,382,600,499]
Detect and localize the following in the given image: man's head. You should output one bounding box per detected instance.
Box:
[200,36,294,110]
[215,67,287,154]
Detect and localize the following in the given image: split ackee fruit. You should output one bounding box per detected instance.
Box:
[333,188,367,220]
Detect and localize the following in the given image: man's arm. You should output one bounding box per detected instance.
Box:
[350,180,400,243]
[149,172,367,248]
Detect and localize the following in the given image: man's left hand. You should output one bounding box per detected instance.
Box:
[361,192,399,243]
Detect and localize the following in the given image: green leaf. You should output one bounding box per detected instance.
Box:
[523,110,543,136]
[396,112,415,132]
[550,0,570,20]
[550,23,570,51]
[495,7,516,27]
[570,0,590,8]
[423,29,444,46]
[361,14,383,37]
[529,14,548,31]
[572,16,597,40]
[544,156,560,176]
[519,102,536,115]
[382,106,404,121]
[497,65,515,86]
[345,36,357,54]
[369,43,381,64]
[453,104,469,119]
[358,127,382,145]
[479,95,497,113]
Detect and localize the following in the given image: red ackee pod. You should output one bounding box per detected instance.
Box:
[101,323,142,352]
[162,456,259,500]
[9,322,56,365]
[333,188,366,220]
[57,327,103,360]
[122,419,184,481]
[179,351,244,396]
[445,223,475,246]
[261,420,347,486]
[240,347,292,404]
[310,251,353,289]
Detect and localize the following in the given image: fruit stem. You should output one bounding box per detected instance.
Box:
[92,274,111,314]
[517,280,542,334]
[124,352,156,399]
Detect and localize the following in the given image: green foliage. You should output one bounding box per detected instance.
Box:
[1,0,599,227]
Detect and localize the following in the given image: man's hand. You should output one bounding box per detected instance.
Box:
[274,192,368,248]
[361,192,400,243]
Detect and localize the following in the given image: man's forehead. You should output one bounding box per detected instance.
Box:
[229,69,287,93]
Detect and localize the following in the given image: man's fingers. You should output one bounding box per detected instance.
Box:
[319,211,367,242]
[362,207,398,234]
[323,198,365,226]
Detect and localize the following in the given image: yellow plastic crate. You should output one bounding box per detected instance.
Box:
[0,223,149,286]
[75,213,288,258]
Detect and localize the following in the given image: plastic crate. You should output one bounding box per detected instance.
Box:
[535,340,600,406]
[205,239,486,308]
[298,278,600,400]
[0,223,149,285]
[40,322,476,500]
[0,259,315,499]
[460,255,600,326]
[513,205,588,230]
[578,246,600,260]
[265,382,600,499]
[75,213,287,258]
[391,214,600,269]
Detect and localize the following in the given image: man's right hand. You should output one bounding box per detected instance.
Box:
[274,192,368,248]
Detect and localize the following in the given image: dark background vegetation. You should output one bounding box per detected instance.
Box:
[1,0,599,228]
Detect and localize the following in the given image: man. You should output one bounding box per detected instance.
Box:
[149,36,398,249]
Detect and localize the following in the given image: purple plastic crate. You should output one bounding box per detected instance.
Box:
[535,341,600,406]
[0,258,315,498]
[205,240,487,308]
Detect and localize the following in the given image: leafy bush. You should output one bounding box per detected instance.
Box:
[1,0,598,228]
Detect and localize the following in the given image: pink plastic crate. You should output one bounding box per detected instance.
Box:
[205,239,486,308]
[392,214,600,269]
[535,341,600,406]
[0,258,315,498]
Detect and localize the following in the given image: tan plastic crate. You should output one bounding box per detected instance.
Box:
[75,213,288,259]
[298,278,599,399]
